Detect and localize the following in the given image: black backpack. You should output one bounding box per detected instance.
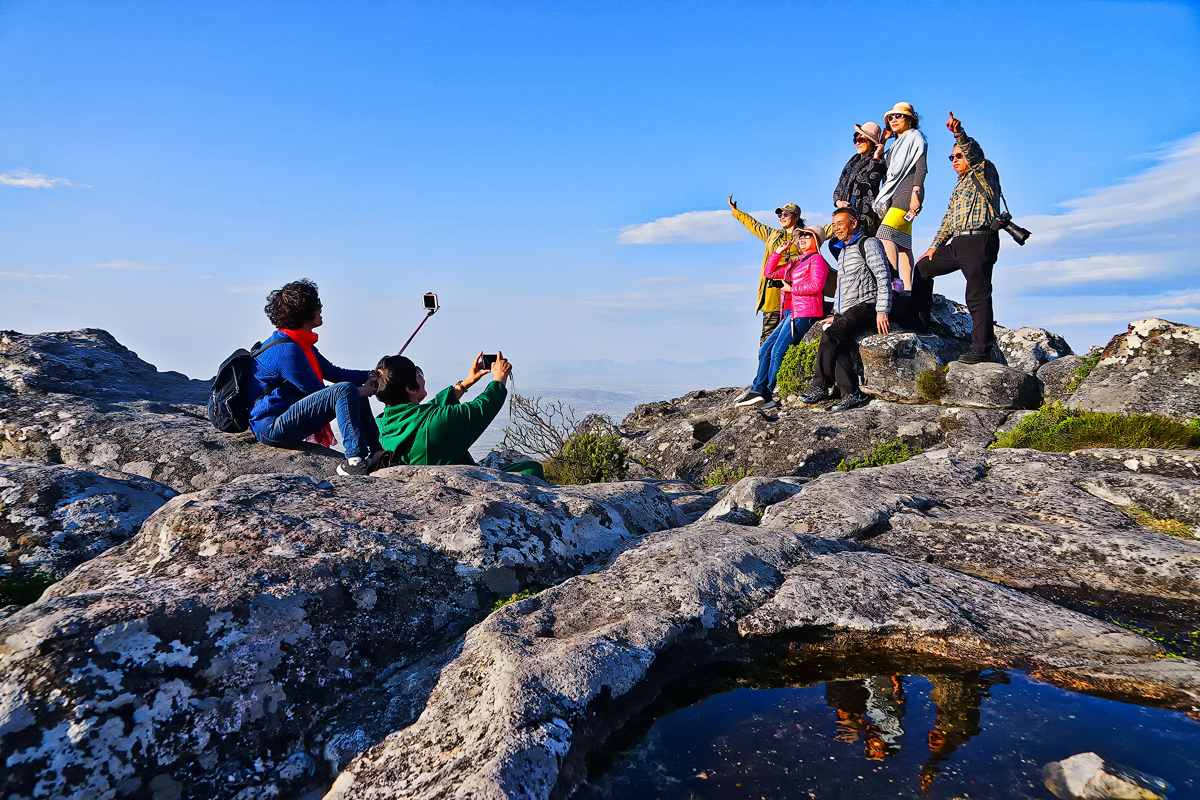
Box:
[207,337,294,433]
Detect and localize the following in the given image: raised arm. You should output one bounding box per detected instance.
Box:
[729,197,773,243]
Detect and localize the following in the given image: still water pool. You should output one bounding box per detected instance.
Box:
[575,656,1200,799]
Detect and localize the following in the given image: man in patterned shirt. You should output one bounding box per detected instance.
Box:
[728,195,802,343]
[911,112,1002,364]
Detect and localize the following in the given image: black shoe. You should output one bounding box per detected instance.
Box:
[830,391,870,412]
[337,457,371,476]
[798,387,830,405]
[958,350,990,365]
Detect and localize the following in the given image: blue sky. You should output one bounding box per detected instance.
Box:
[2,0,1198,393]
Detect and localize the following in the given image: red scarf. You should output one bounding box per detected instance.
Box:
[277,328,337,449]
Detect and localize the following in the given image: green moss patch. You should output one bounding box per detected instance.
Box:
[1119,505,1196,540]
[991,404,1200,452]
[837,440,921,472]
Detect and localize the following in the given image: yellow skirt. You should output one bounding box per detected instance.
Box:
[881,206,912,236]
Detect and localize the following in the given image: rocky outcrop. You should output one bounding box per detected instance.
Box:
[1043,752,1173,800]
[0,467,679,800]
[994,326,1073,374]
[622,388,1006,482]
[324,516,1199,800]
[0,329,348,492]
[942,361,1042,409]
[699,475,804,523]
[1037,353,1084,405]
[1070,318,1200,423]
[760,448,1200,601]
[858,332,964,402]
[0,459,176,580]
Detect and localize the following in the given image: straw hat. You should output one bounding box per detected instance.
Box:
[883,102,918,121]
[854,121,882,145]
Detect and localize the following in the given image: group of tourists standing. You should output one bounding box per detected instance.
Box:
[731,105,1011,412]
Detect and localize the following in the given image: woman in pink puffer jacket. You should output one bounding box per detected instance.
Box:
[735,226,831,408]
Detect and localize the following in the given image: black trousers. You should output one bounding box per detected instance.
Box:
[913,232,1000,353]
[813,302,877,395]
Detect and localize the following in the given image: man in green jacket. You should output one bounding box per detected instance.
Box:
[728,195,803,343]
[373,351,543,478]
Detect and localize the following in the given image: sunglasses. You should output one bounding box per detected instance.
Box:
[415,367,424,379]
[777,211,794,218]
[949,153,966,162]
[796,232,814,239]
[853,135,871,144]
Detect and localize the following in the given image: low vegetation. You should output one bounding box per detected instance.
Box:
[491,589,537,611]
[775,340,821,398]
[704,465,752,487]
[0,567,57,607]
[1066,350,1104,394]
[991,404,1200,452]
[502,394,628,485]
[1119,505,1196,540]
[837,439,921,472]
[916,364,949,403]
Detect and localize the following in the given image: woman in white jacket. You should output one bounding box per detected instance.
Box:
[873,102,928,290]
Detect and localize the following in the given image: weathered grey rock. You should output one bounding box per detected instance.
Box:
[858,332,965,402]
[1043,751,1173,800]
[1070,319,1200,423]
[761,450,1200,601]
[1038,353,1085,405]
[0,392,343,492]
[622,391,1001,482]
[0,329,208,403]
[994,325,1073,374]
[699,475,805,522]
[1063,448,1200,482]
[643,479,725,523]
[943,360,1041,409]
[0,466,680,800]
[1075,472,1200,530]
[325,519,1198,800]
[929,294,975,340]
[0,459,176,581]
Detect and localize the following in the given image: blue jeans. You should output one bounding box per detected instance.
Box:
[751,311,817,398]
[254,382,380,458]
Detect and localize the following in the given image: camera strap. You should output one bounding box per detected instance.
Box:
[967,166,1011,218]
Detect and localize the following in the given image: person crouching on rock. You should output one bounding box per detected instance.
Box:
[797,208,892,412]
[372,352,545,479]
[248,279,382,476]
[735,226,830,409]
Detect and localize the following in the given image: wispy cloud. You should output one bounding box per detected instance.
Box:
[0,170,89,189]
[92,260,165,271]
[1011,254,1165,286]
[0,271,69,280]
[619,208,831,245]
[571,282,743,310]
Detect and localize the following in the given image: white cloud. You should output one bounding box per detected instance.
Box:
[1011,254,1164,286]
[0,170,88,189]
[619,207,831,245]
[93,260,165,271]
[0,271,69,280]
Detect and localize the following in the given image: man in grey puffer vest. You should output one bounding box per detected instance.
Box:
[798,208,892,412]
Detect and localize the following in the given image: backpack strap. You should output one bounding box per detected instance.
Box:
[250,336,295,358]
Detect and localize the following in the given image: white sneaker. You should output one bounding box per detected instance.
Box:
[761,399,777,409]
[735,394,765,408]
[733,389,757,404]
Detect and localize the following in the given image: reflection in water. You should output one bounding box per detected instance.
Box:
[576,656,1200,800]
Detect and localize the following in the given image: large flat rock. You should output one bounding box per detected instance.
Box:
[0,466,679,800]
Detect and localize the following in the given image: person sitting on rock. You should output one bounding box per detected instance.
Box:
[372,351,544,479]
[248,279,381,476]
[735,226,831,409]
[798,209,892,412]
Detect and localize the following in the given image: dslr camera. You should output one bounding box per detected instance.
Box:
[988,212,1031,246]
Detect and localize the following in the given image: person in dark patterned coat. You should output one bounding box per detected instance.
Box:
[831,120,887,255]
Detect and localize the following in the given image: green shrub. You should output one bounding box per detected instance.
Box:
[1066,351,1103,393]
[545,432,628,485]
[991,404,1200,452]
[837,439,920,472]
[704,465,751,487]
[703,443,719,456]
[0,568,57,607]
[775,340,821,398]
[916,364,949,403]
[491,589,537,611]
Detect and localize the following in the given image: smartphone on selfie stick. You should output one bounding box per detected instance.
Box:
[398,293,439,356]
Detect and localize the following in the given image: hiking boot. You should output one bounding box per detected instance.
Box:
[798,387,830,405]
[830,391,870,412]
[957,349,990,365]
[337,456,371,476]
[735,393,766,408]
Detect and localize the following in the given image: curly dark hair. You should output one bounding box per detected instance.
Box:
[265,280,321,329]
[371,355,421,406]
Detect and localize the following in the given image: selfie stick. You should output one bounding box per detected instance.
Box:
[397,307,437,356]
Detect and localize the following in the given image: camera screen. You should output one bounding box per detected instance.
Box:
[422,293,438,311]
